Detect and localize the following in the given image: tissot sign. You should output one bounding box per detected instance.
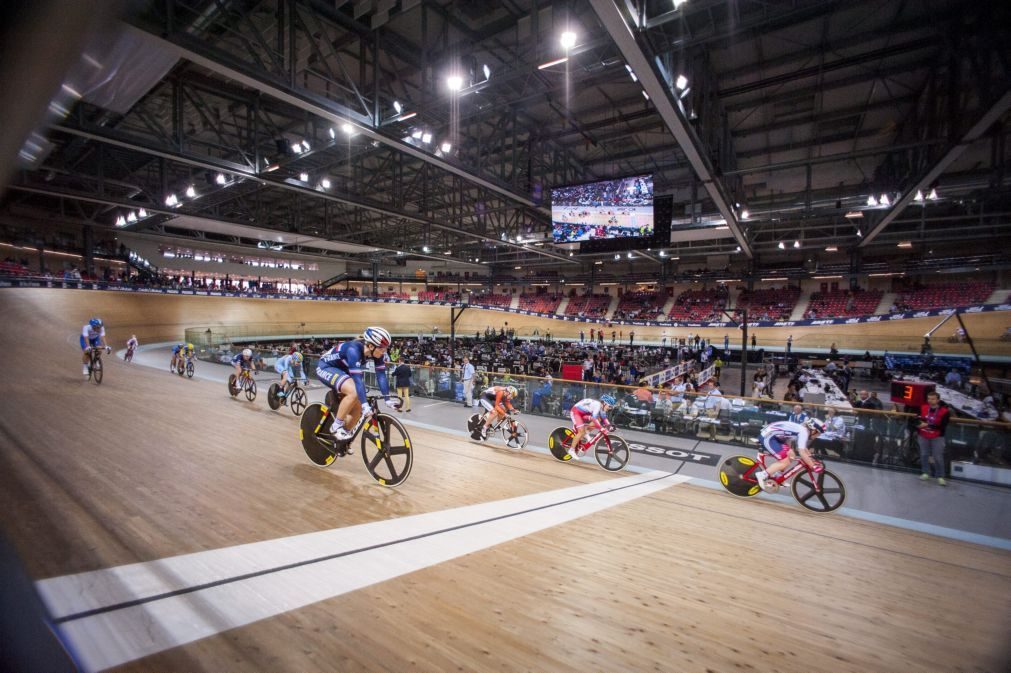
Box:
[626,440,721,466]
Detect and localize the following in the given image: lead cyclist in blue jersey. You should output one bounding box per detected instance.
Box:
[316,326,400,440]
[80,317,110,377]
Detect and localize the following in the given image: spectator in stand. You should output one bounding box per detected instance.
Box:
[786,335,793,353]
[531,374,553,413]
[944,368,963,389]
[632,381,654,408]
[917,391,950,485]
[629,330,635,345]
[392,360,412,413]
[783,384,800,402]
[813,406,848,457]
[853,389,882,411]
[788,404,808,424]
[461,356,476,408]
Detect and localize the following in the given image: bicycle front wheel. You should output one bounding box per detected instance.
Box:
[245,378,256,401]
[595,435,629,471]
[360,413,413,487]
[501,419,528,450]
[290,387,308,416]
[186,361,194,378]
[91,357,103,385]
[792,469,846,513]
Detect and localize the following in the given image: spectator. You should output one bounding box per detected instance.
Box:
[853,389,882,411]
[916,391,950,485]
[783,384,800,402]
[944,368,962,389]
[461,356,476,408]
[813,407,848,457]
[531,375,553,413]
[632,381,654,407]
[392,360,412,412]
[788,404,808,424]
[786,335,793,353]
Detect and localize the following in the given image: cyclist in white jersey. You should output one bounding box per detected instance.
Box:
[755,418,824,490]
[568,394,616,461]
[80,318,109,377]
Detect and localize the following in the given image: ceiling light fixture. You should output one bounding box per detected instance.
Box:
[441,142,452,153]
[137,209,148,218]
[342,123,354,135]
[625,64,638,82]
[675,74,688,91]
[793,240,801,248]
[446,74,464,91]
[319,178,331,189]
[879,193,891,207]
[126,211,137,223]
[185,186,196,198]
[393,101,402,115]
[538,56,568,70]
[778,241,785,249]
[560,30,577,50]
[215,173,227,185]
[927,188,938,201]
[299,172,309,182]
[867,195,878,207]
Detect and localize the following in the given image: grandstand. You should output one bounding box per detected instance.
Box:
[613,290,665,320]
[470,293,512,308]
[668,288,729,322]
[734,286,801,321]
[518,293,563,314]
[565,293,611,318]
[806,289,883,318]
[893,281,996,311]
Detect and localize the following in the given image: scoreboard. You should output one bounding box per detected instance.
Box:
[890,380,935,407]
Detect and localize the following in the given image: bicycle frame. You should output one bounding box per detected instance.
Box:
[746,452,821,491]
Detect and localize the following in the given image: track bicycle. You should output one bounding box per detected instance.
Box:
[467,410,529,450]
[124,345,135,363]
[176,354,195,378]
[228,368,257,401]
[299,389,413,487]
[86,346,106,385]
[268,377,308,416]
[718,451,846,513]
[547,423,630,471]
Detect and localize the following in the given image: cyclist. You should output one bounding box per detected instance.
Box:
[274,350,307,398]
[477,384,519,440]
[80,317,110,377]
[316,327,398,441]
[170,342,185,371]
[568,394,616,461]
[231,348,255,382]
[125,334,139,362]
[754,418,825,490]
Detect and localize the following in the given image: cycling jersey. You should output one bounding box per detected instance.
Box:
[275,353,305,379]
[480,386,515,414]
[231,353,253,370]
[79,324,105,350]
[126,337,139,350]
[571,398,608,430]
[316,340,390,403]
[759,420,811,459]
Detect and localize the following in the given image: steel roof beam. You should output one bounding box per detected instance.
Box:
[859,89,1011,247]
[589,0,751,258]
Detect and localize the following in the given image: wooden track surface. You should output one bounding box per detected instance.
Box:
[0,288,1009,672]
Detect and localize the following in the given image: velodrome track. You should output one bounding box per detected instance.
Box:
[0,287,1009,672]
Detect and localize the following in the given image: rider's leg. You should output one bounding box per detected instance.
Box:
[335,377,361,426]
[81,337,91,375]
[278,369,289,397]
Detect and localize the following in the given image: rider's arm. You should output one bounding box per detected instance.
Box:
[494,389,508,414]
[795,426,811,451]
[375,355,391,398]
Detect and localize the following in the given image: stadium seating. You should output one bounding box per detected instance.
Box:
[806,289,882,318]
[470,293,512,308]
[376,292,409,299]
[668,288,728,322]
[518,293,563,314]
[613,291,665,320]
[892,282,995,311]
[735,287,801,321]
[565,294,611,318]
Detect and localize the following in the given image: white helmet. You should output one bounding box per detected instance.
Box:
[242,348,253,358]
[363,326,392,348]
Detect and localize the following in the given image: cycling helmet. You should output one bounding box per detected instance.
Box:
[804,418,826,433]
[363,326,392,348]
[601,394,617,406]
[186,343,194,351]
[89,318,102,329]
[242,348,253,358]
[506,385,519,398]
[292,352,304,364]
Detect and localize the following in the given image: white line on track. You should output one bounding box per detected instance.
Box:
[38,469,688,672]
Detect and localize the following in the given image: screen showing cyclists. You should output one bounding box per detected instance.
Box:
[568,394,616,461]
[755,418,824,490]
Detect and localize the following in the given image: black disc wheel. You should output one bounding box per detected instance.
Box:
[467,413,483,433]
[228,374,239,397]
[792,469,846,513]
[91,357,103,385]
[299,403,340,466]
[595,435,630,472]
[360,413,413,487]
[718,456,763,498]
[267,383,281,410]
[290,387,308,416]
[501,419,528,450]
[186,361,194,378]
[547,427,576,462]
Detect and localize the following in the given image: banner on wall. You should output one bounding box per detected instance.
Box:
[2,277,1008,328]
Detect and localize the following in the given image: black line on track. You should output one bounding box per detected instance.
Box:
[52,471,678,624]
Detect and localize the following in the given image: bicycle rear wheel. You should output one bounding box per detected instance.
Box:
[360,413,413,487]
[91,356,103,385]
[501,419,528,450]
[299,403,340,466]
[290,387,308,416]
[227,374,239,397]
[792,469,846,513]
[267,383,281,410]
[547,427,575,461]
[718,455,762,498]
[595,435,629,471]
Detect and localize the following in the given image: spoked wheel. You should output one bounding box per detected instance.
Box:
[360,413,413,487]
[289,386,308,416]
[90,357,103,385]
[595,435,630,471]
[267,383,282,410]
[299,403,341,466]
[186,361,194,378]
[244,378,257,401]
[792,468,846,513]
[718,455,763,498]
[227,374,239,397]
[547,427,576,462]
[501,418,528,450]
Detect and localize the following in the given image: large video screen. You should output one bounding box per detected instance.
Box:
[551,174,654,243]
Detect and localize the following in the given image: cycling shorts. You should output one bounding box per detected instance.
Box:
[760,434,792,460]
[316,364,351,393]
[570,408,593,430]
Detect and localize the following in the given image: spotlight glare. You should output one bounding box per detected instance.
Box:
[675,74,689,91]
[299,172,309,182]
[867,195,878,207]
[778,241,785,249]
[126,211,137,223]
[215,173,227,185]
[793,240,800,248]
[291,143,302,154]
[319,178,331,189]
[411,130,423,140]
[560,31,577,50]
[879,193,890,207]
[446,74,464,91]
[927,188,938,200]
[440,142,452,153]
[421,132,432,144]
[914,190,924,202]
[329,127,336,139]
[115,215,126,226]
[393,100,402,114]
[185,185,196,198]
[741,209,749,219]
[482,64,490,80]
[301,139,310,151]
[342,123,354,135]
[138,209,148,218]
